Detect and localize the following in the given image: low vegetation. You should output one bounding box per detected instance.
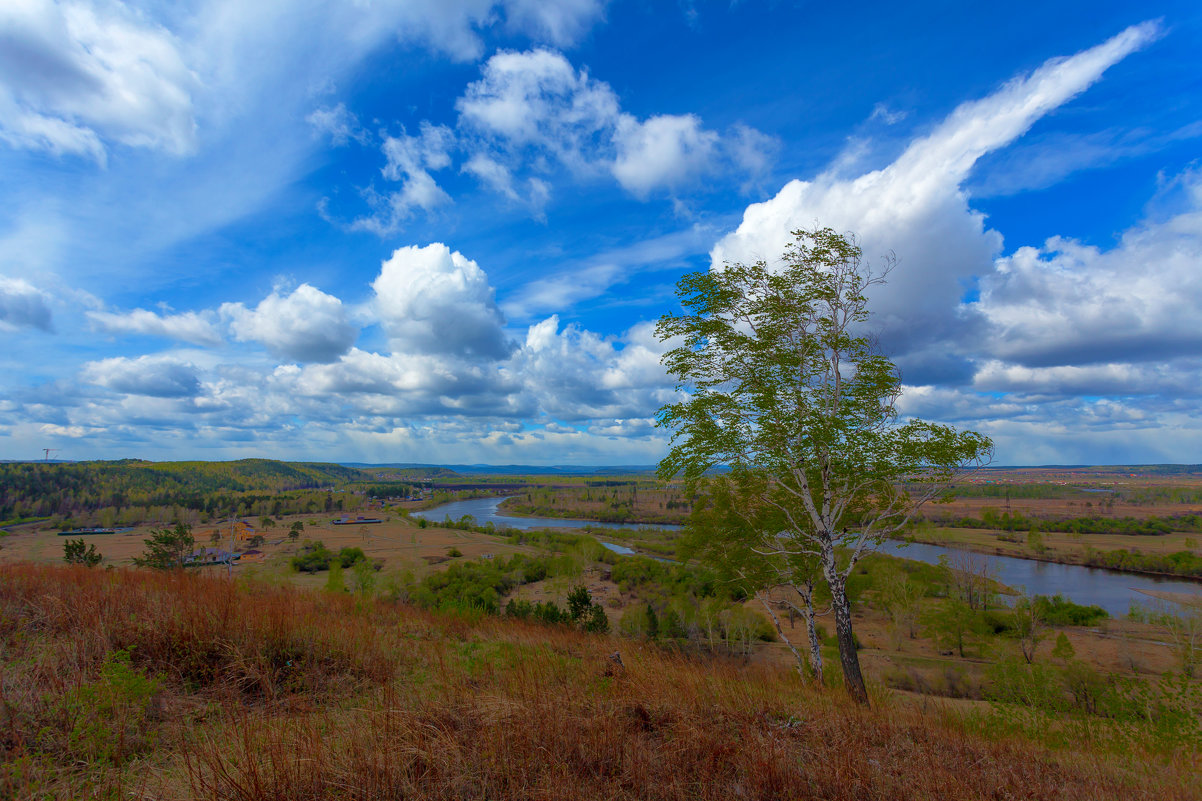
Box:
[1,564,1197,800]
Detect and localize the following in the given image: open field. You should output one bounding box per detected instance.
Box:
[906,524,1202,561]
[0,512,538,583]
[6,510,1191,707]
[1,563,1198,801]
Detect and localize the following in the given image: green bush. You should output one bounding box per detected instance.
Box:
[290,541,369,573]
[57,649,161,765]
[1033,595,1108,627]
[63,538,103,567]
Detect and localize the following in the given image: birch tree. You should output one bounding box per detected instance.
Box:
[683,471,827,683]
[656,227,991,705]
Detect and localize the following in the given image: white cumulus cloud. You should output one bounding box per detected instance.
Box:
[710,21,1161,384]
[87,307,221,345]
[612,113,719,198]
[978,177,1202,368]
[0,276,54,331]
[372,243,513,361]
[352,122,456,235]
[221,284,358,363]
[457,48,775,200]
[81,354,201,397]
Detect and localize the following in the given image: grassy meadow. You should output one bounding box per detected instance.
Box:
[2,563,1199,800]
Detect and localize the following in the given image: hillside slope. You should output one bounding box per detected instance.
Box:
[0,564,1195,800]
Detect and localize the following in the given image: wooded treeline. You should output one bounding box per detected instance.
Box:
[0,459,374,526]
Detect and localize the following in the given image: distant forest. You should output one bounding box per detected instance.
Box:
[0,459,404,528]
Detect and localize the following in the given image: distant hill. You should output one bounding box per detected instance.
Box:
[349,466,461,478]
[341,463,660,476]
[0,459,374,525]
[975,464,1202,475]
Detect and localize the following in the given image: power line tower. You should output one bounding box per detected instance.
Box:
[42,448,59,462]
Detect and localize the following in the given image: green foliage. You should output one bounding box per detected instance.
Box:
[62,538,103,567]
[503,598,570,625]
[619,604,653,639]
[644,602,659,639]
[980,657,1202,755]
[57,649,161,765]
[951,510,1201,537]
[1026,529,1045,554]
[447,546,463,558]
[290,541,369,573]
[924,599,990,658]
[324,561,346,593]
[655,228,991,703]
[1052,632,1075,662]
[1080,547,1202,579]
[608,556,729,602]
[1033,595,1108,627]
[583,603,611,634]
[411,555,543,614]
[0,458,372,525]
[133,522,195,570]
[567,585,592,621]
[876,568,924,647]
[1008,596,1042,664]
[351,559,377,596]
[1144,605,1202,678]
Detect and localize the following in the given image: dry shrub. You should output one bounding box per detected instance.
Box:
[185,626,1195,801]
[1,564,1197,801]
[0,564,395,699]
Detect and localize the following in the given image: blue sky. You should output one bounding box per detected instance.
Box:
[2,0,1201,465]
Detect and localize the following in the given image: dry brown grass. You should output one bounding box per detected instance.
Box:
[1,564,1197,800]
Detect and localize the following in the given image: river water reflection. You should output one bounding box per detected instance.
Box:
[414,496,1199,616]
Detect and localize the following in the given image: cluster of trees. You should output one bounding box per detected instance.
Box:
[948,510,1200,535]
[291,541,370,573]
[934,483,1089,500]
[505,585,610,633]
[1,459,371,527]
[407,554,562,614]
[502,484,685,525]
[359,482,420,499]
[1079,547,1202,579]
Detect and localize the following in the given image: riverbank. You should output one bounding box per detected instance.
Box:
[497,495,683,527]
[899,526,1202,583]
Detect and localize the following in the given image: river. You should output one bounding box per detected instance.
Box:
[413,496,1199,616]
[411,495,681,532]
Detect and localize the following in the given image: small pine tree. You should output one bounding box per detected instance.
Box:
[584,603,611,634]
[63,538,103,567]
[567,585,592,621]
[1052,631,1075,662]
[133,523,195,571]
[645,602,659,640]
